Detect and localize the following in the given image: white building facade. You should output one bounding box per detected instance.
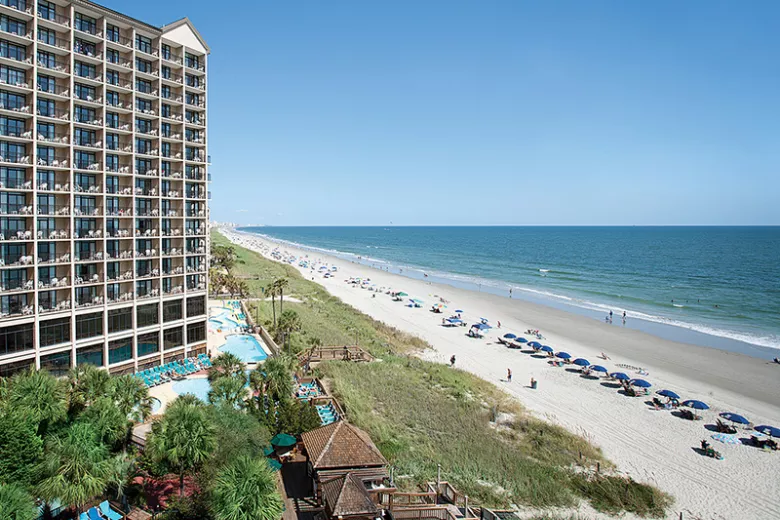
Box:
[0,0,209,377]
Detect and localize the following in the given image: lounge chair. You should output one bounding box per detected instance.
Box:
[99,500,123,520]
[715,419,737,434]
[87,507,104,520]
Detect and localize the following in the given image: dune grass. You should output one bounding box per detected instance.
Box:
[210,230,671,516]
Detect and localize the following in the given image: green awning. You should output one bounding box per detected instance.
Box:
[271,433,297,447]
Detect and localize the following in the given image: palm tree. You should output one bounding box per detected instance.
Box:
[67,364,112,412]
[265,282,278,328]
[276,309,301,348]
[36,422,114,515]
[208,353,246,382]
[261,357,293,400]
[0,482,36,520]
[79,397,128,447]
[110,374,154,424]
[7,369,67,436]
[211,455,284,520]
[146,400,217,495]
[208,376,248,409]
[273,278,290,315]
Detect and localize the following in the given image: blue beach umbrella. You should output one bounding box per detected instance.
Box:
[540,345,554,353]
[516,337,528,343]
[755,425,780,438]
[719,412,750,425]
[610,372,629,381]
[503,333,517,339]
[528,341,542,348]
[630,379,652,388]
[573,358,590,367]
[455,309,464,313]
[657,389,680,399]
[555,352,572,359]
[682,400,709,410]
[590,365,608,373]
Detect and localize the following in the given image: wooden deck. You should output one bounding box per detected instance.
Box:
[298,345,373,366]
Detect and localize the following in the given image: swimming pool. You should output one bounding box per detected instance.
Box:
[171,377,211,402]
[209,309,241,330]
[218,334,269,363]
[151,397,162,414]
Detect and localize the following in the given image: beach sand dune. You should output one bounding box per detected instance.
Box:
[221,228,780,520]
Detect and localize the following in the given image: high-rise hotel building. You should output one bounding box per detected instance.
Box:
[0,0,209,377]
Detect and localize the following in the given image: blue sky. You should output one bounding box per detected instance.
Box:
[109,0,779,226]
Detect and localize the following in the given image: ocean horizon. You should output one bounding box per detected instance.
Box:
[236,226,780,357]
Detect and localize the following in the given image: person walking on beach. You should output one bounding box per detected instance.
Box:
[507,368,512,383]
[497,320,501,329]
[609,310,613,320]
[450,355,456,367]
[509,288,512,298]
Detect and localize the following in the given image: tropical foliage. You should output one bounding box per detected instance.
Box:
[211,455,284,520]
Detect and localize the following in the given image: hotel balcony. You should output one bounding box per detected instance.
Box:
[1,228,33,241]
[74,41,103,63]
[162,147,183,160]
[74,269,104,286]
[161,71,183,87]
[74,287,104,309]
[106,265,134,282]
[0,173,32,190]
[184,114,205,127]
[185,57,205,74]
[74,159,102,172]
[106,72,133,92]
[161,108,183,123]
[0,293,33,317]
[74,91,103,108]
[74,227,105,240]
[73,205,102,217]
[105,205,133,218]
[37,55,69,75]
[73,66,103,85]
[37,130,70,146]
[36,154,69,169]
[106,117,132,133]
[37,202,71,217]
[163,280,185,296]
[0,244,33,267]
[36,228,70,240]
[38,267,71,290]
[186,274,206,291]
[73,247,104,263]
[106,94,133,113]
[73,112,102,127]
[38,289,72,314]
[37,33,70,53]
[2,0,34,16]
[105,225,133,240]
[106,161,132,175]
[106,138,133,154]
[0,200,33,216]
[37,102,70,123]
[106,49,133,70]
[0,47,32,69]
[0,272,34,293]
[162,227,182,238]
[37,4,71,31]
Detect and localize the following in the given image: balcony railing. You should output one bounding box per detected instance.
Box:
[74,229,103,240]
[36,181,69,192]
[1,229,32,241]
[74,24,101,37]
[73,251,103,262]
[104,207,132,217]
[37,81,70,97]
[37,204,71,216]
[0,49,31,65]
[0,25,32,40]
[38,35,69,51]
[0,278,34,292]
[1,0,33,15]
[74,47,102,60]
[1,152,32,164]
[162,51,182,65]
[37,58,68,73]
[106,99,132,111]
[74,161,102,171]
[0,127,32,139]
[37,10,70,27]
[74,70,102,82]
[75,94,102,104]
[39,299,71,313]
[107,33,133,47]
[72,206,101,216]
[37,107,69,121]
[106,249,133,260]
[38,276,69,289]
[106,77,133,90]
[74,184,102,193]
[73,114,102,126]
[38,252,70,264]
[1,75,30,89]
[0,176,31,189]
[106,228,131,238]
[161,72,183,84]
[0,103,32,115]
[185,60,205,72]
[36,156,68,168]
[38,133,68,144]
[0,203,33,216]
[36,229,69,240]
[106,164,131,174]
[106,119,131,131]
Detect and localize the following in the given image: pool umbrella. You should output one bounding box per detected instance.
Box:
[555,352,571,359]
[540,345,554,353]
[755,425,780,438]
[262,446,275,456]
[590,365,608,373]
[719,412,750,425]
[503,333,517,339]
[396,292,408,297]
[711,433,741,445]
[516,337,528,343]
[573,358,590,367]
[630,379,652,388]
[682,400,709,410]
[657,389,680,399]
[271,433,297,447]
[266,458,283,471]
[528,341,542,348]
[610,372,629,381]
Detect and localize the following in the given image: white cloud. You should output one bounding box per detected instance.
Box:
[236,209,248,213]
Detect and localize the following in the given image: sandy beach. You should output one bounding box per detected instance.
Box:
[219,228,780,520]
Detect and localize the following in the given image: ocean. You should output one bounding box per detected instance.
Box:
[237,226,780,358]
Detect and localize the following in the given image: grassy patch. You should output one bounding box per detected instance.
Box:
[211,230,671,516]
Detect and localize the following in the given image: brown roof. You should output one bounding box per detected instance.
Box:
[321,473,379,518]
[301,422,387,470]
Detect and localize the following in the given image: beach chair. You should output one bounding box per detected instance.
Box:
[79,513,89,520]
[87,507,104,520]
[99,500,123,520]
[715,420,737,434]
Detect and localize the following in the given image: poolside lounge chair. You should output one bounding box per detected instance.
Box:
[99,501,122,520]
[79,513,89,520]
[87,506,104,520]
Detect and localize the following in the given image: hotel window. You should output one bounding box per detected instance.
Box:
[0,116,24,137]
[38,27,56,47]
[161,122,171,137]
[37,50,56,69]
[106,69,119,86]
[108,307,133,334]
[1,293,28,316]
[37,74,55,93]
[161,65,171,80]
[0,40,26,62]
[0,358,33,378]
[75,105,96,123]
[137,303,159,328]
[40,350,71,377]
[0,322,33,356]
[135,158,152,174]
[137,332,159,356]
[108,337,133,364]
[77,343,104,367]
[37,122,54,140]
[37,98,54,117]
[74,61,96,79]
[37,216,55,236]
[38,1,56,21]
[0,167,24,188]
[161,104,171,118]
[106,133,118,150]
[186,295,205,317]
[1,141,25,161]
[74,151,96,170]
[187,322,206,343]
[106,24,120,43]
[136,78,152,94]
[106,48,120,64]
[0,64,25,85]
[0,90,25,110]
[136,118,152,134]
[136,57,152,74]
[161,161,171,177]
[0,15,26,37]
[74,38,96,57]
[39,317,70,347]
[135,138,152,155]
[136,98,152,112]
[74,13,97,35]
[161,44,171,60]
[106,112,119,129]
[136,34,153,54]
[185,53,200,69]
[76,311,103,340]
[164,326,183,350]
[161,85,170,99]
[75,128,95,147]
[106,91,119,107]
[75,83,96,102]
[162,142,171,158]
[74,172,97,190]
[106,154,119,172]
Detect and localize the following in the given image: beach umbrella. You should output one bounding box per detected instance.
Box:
[455,309,464,313]
[540,345,554,353]
[754,425,780,438]
[262,446,274,456]
[271,433,297,447]
[682,400,709,410]
[516,337,528,343]
[590,365,608,373]
[711,433,741,445]
[630,379,652,388]
[503,333,517,339]
[656,389,680,399]
[266,458,283,471]
[528,341,542,348]
[555,352,572,360]
[396,292,408,297]
[573,358,590,367]
[480,317,489,324]
[720,412,750,425]
[610,372,629,381]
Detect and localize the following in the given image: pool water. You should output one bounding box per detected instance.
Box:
[219,334,269,363]
[151,397,162,414]
[209,309,241,329]
[171,378,211,402]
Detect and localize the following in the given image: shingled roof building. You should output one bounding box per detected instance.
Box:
[301,421,394,519]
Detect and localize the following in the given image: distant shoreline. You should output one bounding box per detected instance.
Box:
[237,226,780,360]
